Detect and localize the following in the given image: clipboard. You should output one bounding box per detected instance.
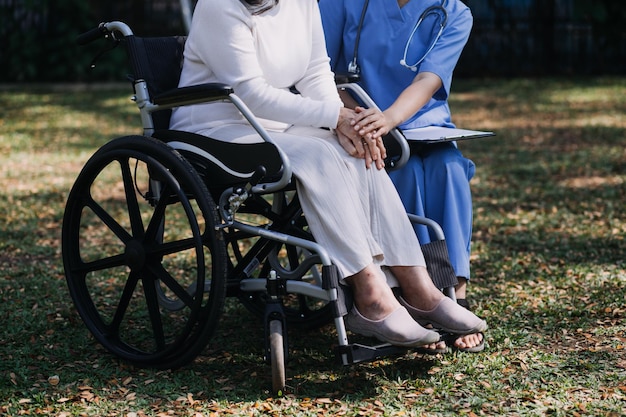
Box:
[401,126,495,143]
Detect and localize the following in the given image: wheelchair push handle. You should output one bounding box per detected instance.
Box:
[76,24,106,45]
[76,21,134,45]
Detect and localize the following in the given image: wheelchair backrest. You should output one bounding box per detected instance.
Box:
[124,35,187,130]
[120,32,291,194]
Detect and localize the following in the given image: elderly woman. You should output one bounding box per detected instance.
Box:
[170,0,487,348]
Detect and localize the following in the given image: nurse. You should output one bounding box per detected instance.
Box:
[320,0,484,352]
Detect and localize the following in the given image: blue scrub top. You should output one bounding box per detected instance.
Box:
[319,0,473,129]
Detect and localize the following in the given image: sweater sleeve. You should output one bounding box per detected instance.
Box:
[293,0,343,108]
[185,0,341,129]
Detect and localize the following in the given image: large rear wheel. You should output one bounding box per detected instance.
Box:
[62,136,228,369]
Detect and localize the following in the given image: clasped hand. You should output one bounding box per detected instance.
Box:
[335,107,390,170]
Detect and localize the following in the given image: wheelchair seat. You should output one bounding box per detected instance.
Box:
[152,129,284,191]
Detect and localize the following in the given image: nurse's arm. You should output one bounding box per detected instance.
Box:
[354,71,442,139]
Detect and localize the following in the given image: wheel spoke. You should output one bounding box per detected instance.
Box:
[151,237,198,258]
[148,263,196,309]
[108,270,140,335]
[141,272,166,350]
[86,196,132,244]
[74,253,127,274]
[144,182,170,242]
[286,245,314,316]
[120,158,145,238]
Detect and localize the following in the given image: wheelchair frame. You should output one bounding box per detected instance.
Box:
[63,21,457,394]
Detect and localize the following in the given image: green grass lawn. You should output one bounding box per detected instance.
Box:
[0,77,625,416]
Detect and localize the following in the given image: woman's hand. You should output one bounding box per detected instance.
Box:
[336,107,386,170]
[348,107,388,168]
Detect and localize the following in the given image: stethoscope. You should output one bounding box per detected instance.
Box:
[348,0,448,75]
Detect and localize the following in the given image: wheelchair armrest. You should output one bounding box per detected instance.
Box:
[334,72,361,84]
[153,83,234,107]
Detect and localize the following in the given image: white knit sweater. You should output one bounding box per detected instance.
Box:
[169,0,343,133]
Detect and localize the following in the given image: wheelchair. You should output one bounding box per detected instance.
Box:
[62,21,459,394]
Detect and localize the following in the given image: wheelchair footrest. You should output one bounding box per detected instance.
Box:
[335,343,408,366]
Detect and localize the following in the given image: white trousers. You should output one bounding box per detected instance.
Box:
[201,124,426,279]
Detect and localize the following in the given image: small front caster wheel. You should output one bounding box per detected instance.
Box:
[269,319,286,395]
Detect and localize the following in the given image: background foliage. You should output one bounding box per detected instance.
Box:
[1,0,626,82]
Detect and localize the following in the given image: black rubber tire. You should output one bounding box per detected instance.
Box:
[62,135,228,369]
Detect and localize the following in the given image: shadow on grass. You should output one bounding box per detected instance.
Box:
[1,249,440,402]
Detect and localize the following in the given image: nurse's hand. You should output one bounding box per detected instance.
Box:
[352,106,395,140]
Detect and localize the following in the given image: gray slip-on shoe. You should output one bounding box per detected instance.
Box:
[399,296,488,335]
[344,306,440,347]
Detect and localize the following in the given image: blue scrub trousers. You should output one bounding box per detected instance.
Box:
[388,142,475,280]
